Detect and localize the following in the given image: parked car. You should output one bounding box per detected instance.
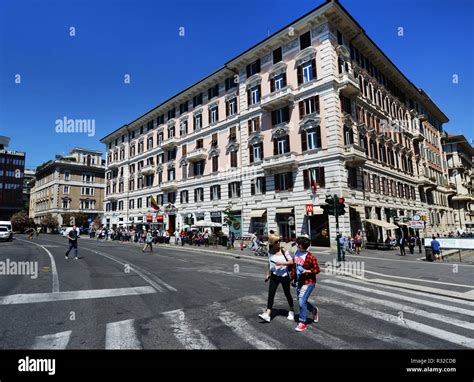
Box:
[0,227,12,241]
[0,221,13,240]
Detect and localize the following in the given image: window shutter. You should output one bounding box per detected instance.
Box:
[258,85,261,102]
[301,130,307,152]
[247,90,251,106]
[217,186,221,200]
[256,59,261,73]
[311,59,317,80]
[274,175,280,192]
[273,138,278,155]
[319,168,325,188]
[297,65,303,85]
[251,182,255,195]
[285,136,290,153]
[299,101,305,119]
[249,145,254,163]
[246,64,251,78]
[226,101,229,117]
[284,107,289,122]
[248,119,252,134]
[262,177,266,194]
[271,111,276,126]
[270,78,275,93]
[287,173,294,189]
[228,184,232,199]
[315,95,320,113]
[256,117,260,132]
[237,182,241,197]
[260,142,264,158]
[303,169,309,189]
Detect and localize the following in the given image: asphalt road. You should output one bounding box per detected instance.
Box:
[0,235,473,350]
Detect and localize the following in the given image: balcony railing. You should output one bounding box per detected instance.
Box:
[161,136,179,149]
[342,144,367,164]
[260,86,294,111]
[261,152,298,173]
[140,164,156,175]
[338,71,360,97]
[187,148,207,162]
[160,180,178,191]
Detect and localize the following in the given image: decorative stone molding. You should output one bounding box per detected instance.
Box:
[156,164,164,172]
[208,100,219,109]
[336,44,350,60]
[299,115,321,130]
[167,120,176,128]
[179,157,188,167]
[268,62,287,79]
[271,124,289,139]
[312,23,328,37]
[208,147,220,159]
[226,141,240,154]
[248,133,263,146]
[225,92,238,101]
[245,74,262,88]
[295,47,316,66]
[193,108,203,116]
[167,161,175,170]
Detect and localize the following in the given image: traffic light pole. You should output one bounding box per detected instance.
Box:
[334,195,342,262]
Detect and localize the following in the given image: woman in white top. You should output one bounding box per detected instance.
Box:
[259,234,295,323]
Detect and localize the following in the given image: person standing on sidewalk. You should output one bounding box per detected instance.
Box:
[258,234,295,323]
[65,225,80,260]
[399,235,407,256]
[431,235,441,261]
[408,235,416,255]
[354,231,362,255]
[142,230,154,253]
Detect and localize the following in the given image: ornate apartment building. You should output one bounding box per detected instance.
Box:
[101,0,459,246]
[30,148,105,226]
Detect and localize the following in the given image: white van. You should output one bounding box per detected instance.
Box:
[0,221,13,240]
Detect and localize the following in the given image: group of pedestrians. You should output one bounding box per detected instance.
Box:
[259,234,321,332]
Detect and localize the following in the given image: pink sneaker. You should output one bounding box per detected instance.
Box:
[295,323,308,332]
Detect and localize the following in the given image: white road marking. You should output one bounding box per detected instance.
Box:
[211,302,284,349]
[321,279,474,317]
[321,284,474,331]
[17,238,59,293]
[327,275,474,307]
[105,319,142,349]
[316,296,474,348]
[0,286,156,305]
[162,309,216,350]
[31,330,71,349]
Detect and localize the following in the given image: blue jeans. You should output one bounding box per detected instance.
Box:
[66,241,78,258]
[296,283,315,323]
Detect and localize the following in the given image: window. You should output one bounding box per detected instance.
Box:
[274,136,290,155]
[196,139,204,149]
[168,168,175,181]
[225,77,237,91]
[129,199,135,209]
[168,108,176,120]
[63,186,69,194]
[168,125,175,138]
[193,160,205,176]
[180,190,189,204]
[157,195,164,205]
[228,182,241,198]
[147,136,153,150]
[210,185,221,201]
[251,177,266,195]
[301,126,322,151]
[249,143,263,163]
[181,164,188,180]
[194,187,204,202]
[193,93,203,107]
[229,126,236,140]
[299,96,320,117]
[182,145,187,156]
[62,200,69,209]
[179,101,188,114]
[168,192,176,204]
[137,198,142,208]
[271,106,290,125]
[271,73,286,92]
[209,105,219,124]
[168,148,177,161]
[246,59,261,78]
[297,59,316,85]
[248,117,260,134]
[340,95,352,115]
[230,151,238,167]
[129,178,135,191]
[64,172,70,181]
[212,156,219,172]
[347,167,357,189]
[208,84,219,100]
[274,172,293,192]
[180,120,188,136]
[157,114,165,125]
[299,31,311,50]
[248,85,261,106]
[138,141,144,154]
[226,98,237,117]
[193,114,202,130]
[273,47,282,64]
[303,168,325,190]
[146,196,151,208]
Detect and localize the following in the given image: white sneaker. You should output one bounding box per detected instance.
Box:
[259,312,271,322]
[287,311,294,321]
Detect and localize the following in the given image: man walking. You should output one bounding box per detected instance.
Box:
[399,235,406,256]
[65,225,80,260]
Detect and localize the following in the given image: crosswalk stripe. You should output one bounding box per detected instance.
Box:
[162,309,217,350]
[321,279,474,317]
[210,302,284,349]
[31,331,71,349]
[316,295,474,348]
[321,284,474,331]
[105,319,142,349]
[327,275,474,307]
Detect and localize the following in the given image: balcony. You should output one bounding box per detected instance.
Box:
[160,180,178,191]
[187,148,207,162]
[161,136,179,149]
[337,71,360,97]
[107,161,119,170]
[417,175,436,187]
[418,114,427,122]
[140,164,156,175]
[452,194,473,202]
[260,86,294,111]
[412,130,424,142]
[343,144,367,165]
[261,152,298,173]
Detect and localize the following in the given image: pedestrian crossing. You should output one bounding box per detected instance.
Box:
[20,277,474,350]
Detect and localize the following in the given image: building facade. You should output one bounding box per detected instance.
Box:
[0,136,26,220]
[29,148,105,226]
[100,0,457,246]
[443,134,474,232]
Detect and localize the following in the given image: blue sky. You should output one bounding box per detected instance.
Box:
[1,0,472,169]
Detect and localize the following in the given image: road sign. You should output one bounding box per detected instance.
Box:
[411,220,424,229]
[305,204,314,216]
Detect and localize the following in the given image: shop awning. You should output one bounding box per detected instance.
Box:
[276,207,293,214]
[350,206,365,214]
[250,209,267,218]
[364,219,398,229]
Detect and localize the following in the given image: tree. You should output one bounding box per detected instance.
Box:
[11,211,35,232]
[92,215,103,230]
[223,203,236,229]
[42,214,59,230]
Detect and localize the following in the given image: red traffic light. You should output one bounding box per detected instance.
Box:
[338,197,345,204]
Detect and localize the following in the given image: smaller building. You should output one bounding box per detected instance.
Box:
[443,134,474,232]
[0,136,26,220]
[30,148,106,226]
[22,169,36,212]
